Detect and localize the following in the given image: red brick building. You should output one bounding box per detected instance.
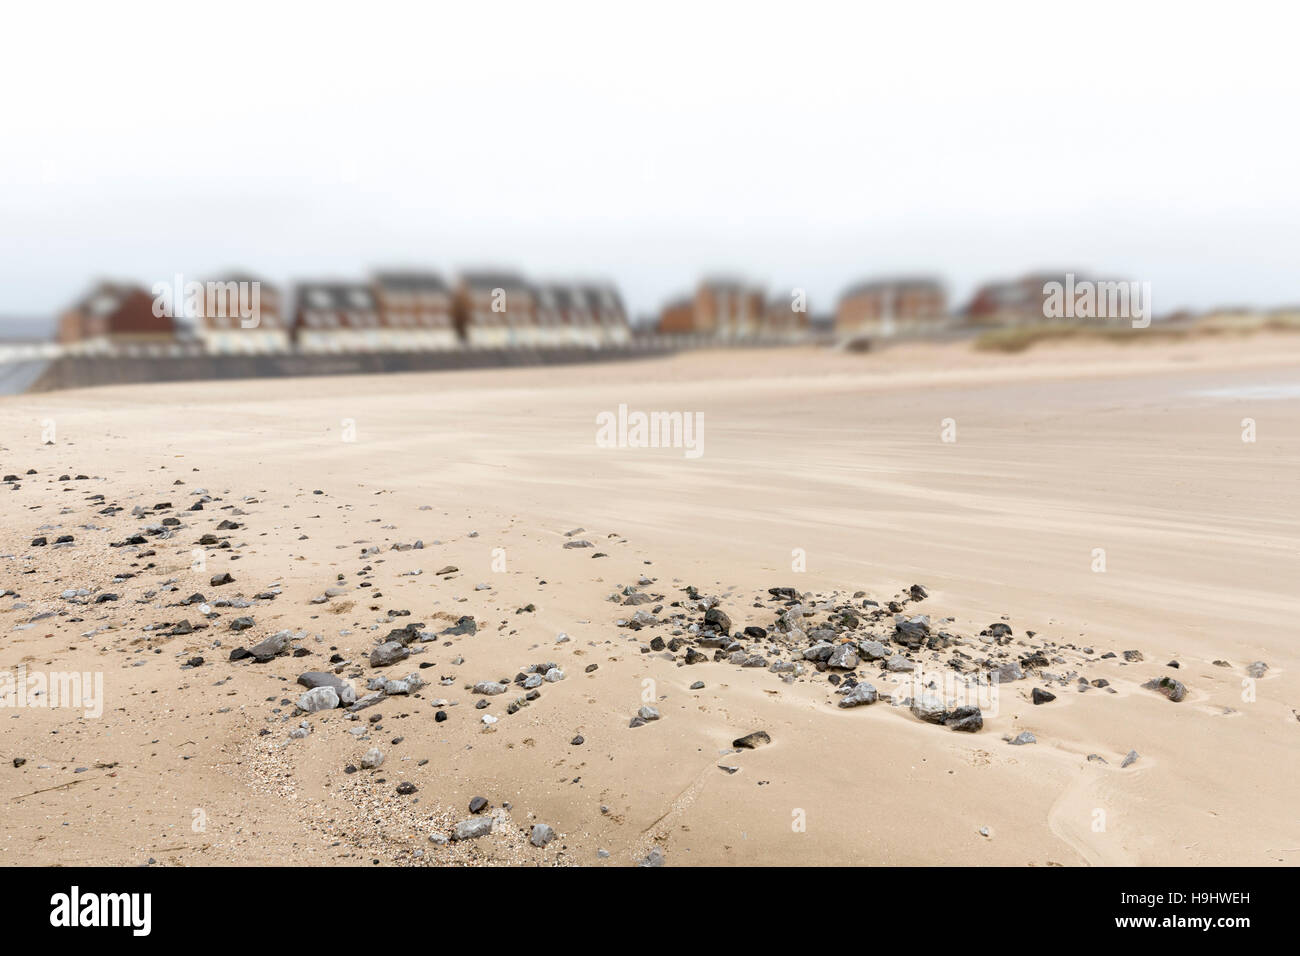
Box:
[453,272,537,347]
[58,281,176,353]
[656,279,765,337]
[763,294,811,338]
[835,278,947,337]
[372,271,458,349]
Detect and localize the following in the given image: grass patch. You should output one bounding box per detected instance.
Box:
[973,323,1167,353]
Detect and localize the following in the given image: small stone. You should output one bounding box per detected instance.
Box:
[1142,676,1187,703]
[838,682,878,707]
[369,641,410,667]
[703,608,732,632]
[944,706,983,732]
[732,730,771,749]
[451,817,493,841]
[991,661,1024,682]
[910,693,947,724]
[858,640,888,661]
[639,847,665,867]
[530,823,556,848]
[827,644,859,669]
[297,686,340,713]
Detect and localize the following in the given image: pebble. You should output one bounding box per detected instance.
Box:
[838,682,878,707]
[297,686,340,712]
[1142,676,1187,702]
[451,817,493,841]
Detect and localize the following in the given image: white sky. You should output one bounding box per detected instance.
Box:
[2,0,1298,320]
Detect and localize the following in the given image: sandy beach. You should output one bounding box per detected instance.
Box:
[1,334,1297,867]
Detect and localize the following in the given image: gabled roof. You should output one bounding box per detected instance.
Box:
[533,283,626,323]
[579,283,625,314]
[839,276,945,302]
[208,271,277,291]
[69,280,147,317]
[197,276,283,330]
[296,282,377,312]
[698,276,755,294]
[459,271,531,293]
[294,282,381,329]
[374,271,450,295]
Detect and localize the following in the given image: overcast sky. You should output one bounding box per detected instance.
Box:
[2,0,1297,321]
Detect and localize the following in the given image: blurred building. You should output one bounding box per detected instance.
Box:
[535,283,632,347]
[292,282,382,352]
[657,297,695,334]
[585,284,632,345]
[965,273,1072,326]
[656,279,765,337]
[58,281,175,354]
[454,272,536,347]
[835,277,947,337]
[763,294,811,339]
[965,272,1156,326]
[194,274,290,354]
[372,271,458,350]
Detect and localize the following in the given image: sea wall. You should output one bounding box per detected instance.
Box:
[22,343,678,394]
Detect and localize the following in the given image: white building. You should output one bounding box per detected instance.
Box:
[195,275,291,354]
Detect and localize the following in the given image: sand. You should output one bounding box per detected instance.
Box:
[1,332,1297,867]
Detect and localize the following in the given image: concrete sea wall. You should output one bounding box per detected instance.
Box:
[21,344,679,394]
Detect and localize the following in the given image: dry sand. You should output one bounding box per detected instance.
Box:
[1,333,1298,867]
